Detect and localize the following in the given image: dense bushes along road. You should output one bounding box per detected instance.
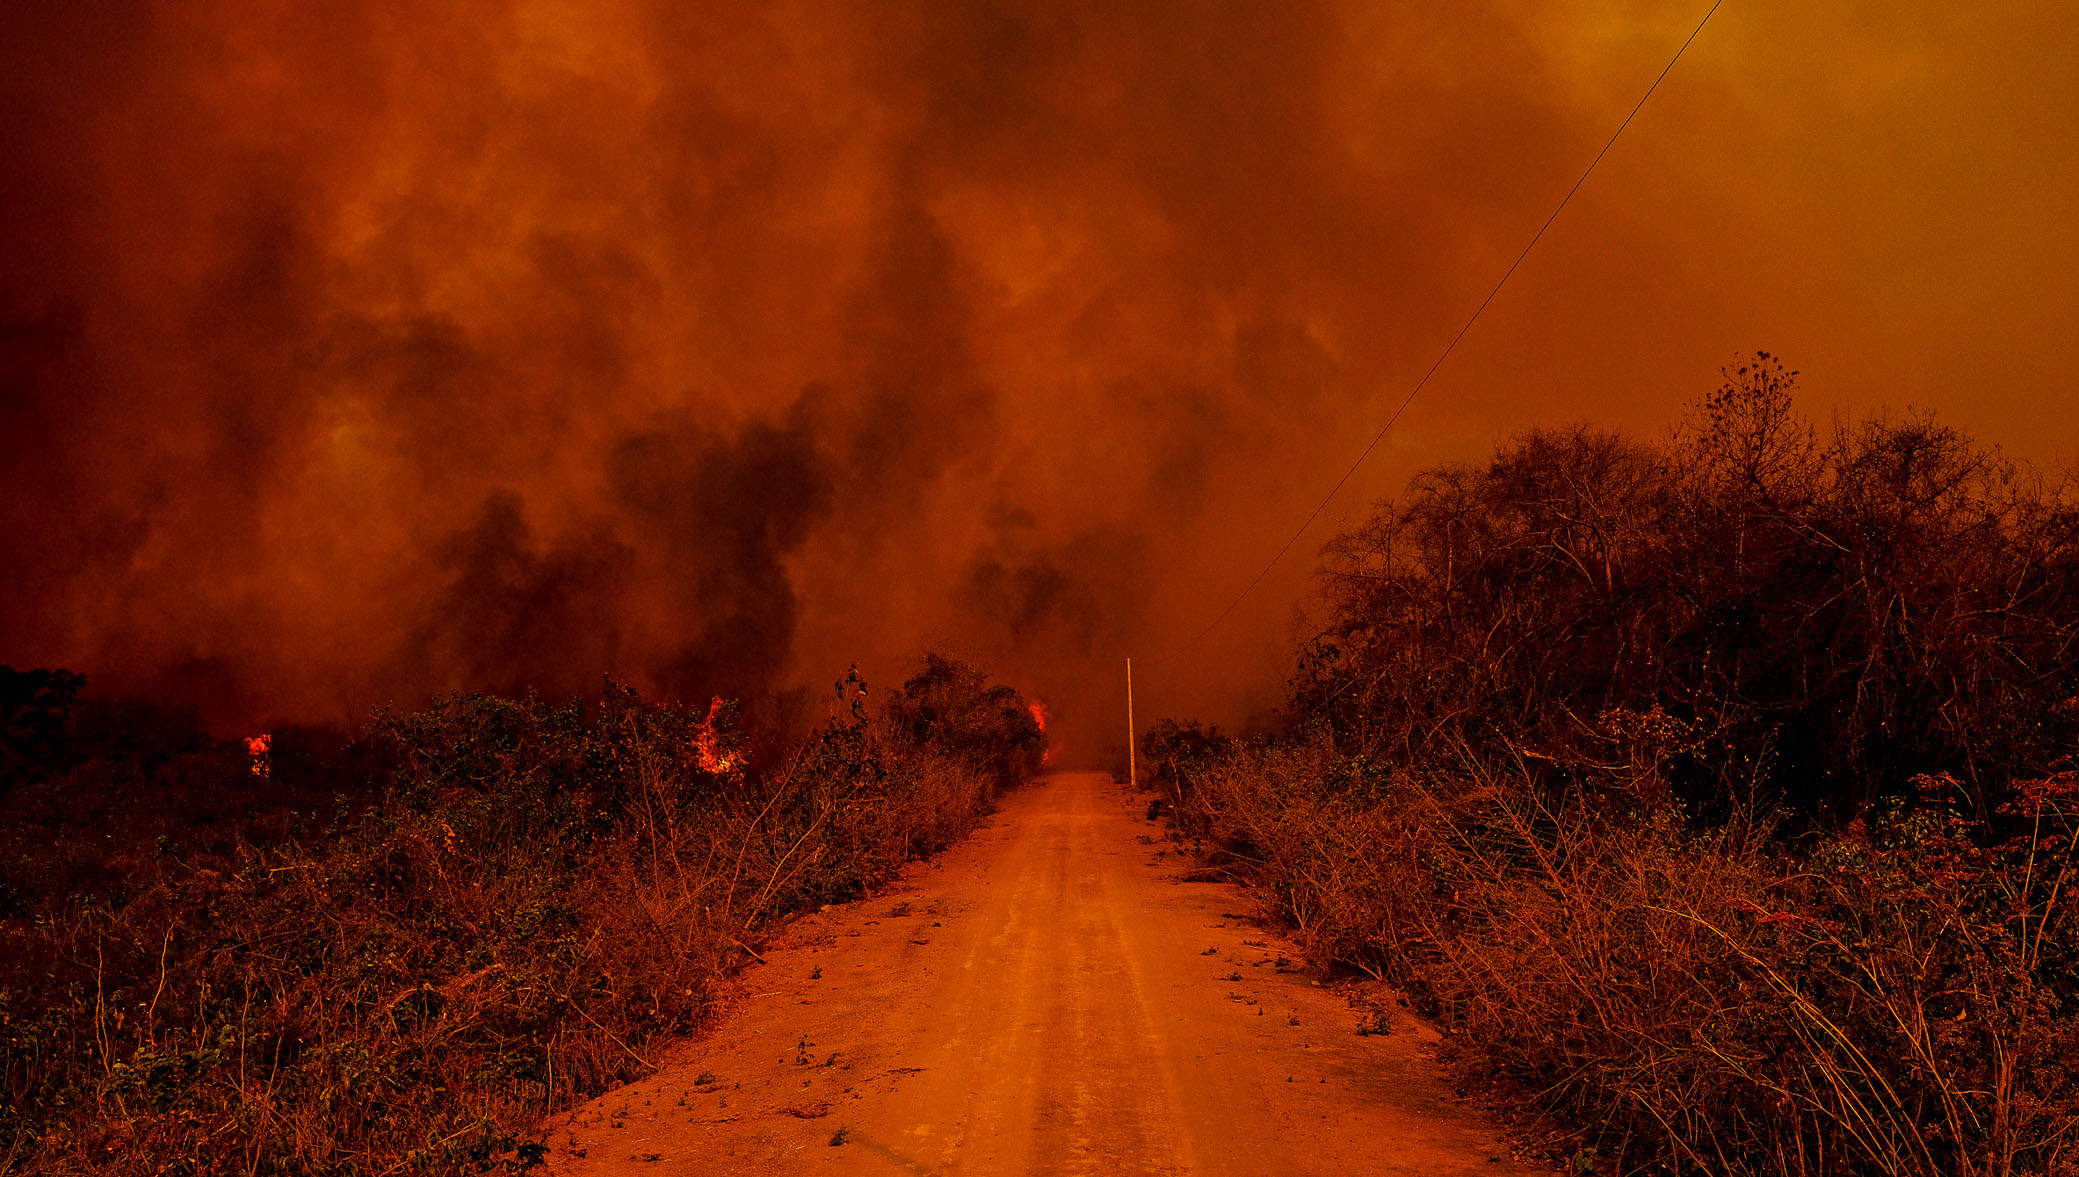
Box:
[1151,356,2079,1177]
[1,655,1043,1174]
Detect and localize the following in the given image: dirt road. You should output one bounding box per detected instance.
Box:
[545,772,1543,1176]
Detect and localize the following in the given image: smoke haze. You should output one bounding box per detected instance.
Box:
[3,1,2074,758]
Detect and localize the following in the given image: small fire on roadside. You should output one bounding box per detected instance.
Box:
[1029,702,1054,765]
[246,733,271,780]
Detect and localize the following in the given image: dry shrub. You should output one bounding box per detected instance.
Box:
[1303,355,2079,825]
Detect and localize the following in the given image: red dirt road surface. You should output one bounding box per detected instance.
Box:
[544,772,1545,1176]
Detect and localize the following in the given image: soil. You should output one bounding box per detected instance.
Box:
[543,772,1548,1176]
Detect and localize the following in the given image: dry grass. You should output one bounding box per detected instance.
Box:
[1158,733,2079,1176]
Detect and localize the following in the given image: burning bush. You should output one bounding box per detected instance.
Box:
[883,653,1047,791]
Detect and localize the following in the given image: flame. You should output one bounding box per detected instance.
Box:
[693,697,738,774]
[245,733,271,780]
[1029,701,1054,765]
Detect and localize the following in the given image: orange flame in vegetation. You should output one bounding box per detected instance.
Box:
[245,733,271,780]
[693,697,738,775]
[1029,702,1054,765]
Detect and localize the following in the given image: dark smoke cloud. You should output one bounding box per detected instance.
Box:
[607,400,830,698]
[2,1,2074,757]
[965,519,1148,662]
[414,492,633,702]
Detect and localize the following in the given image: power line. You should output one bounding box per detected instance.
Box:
[1152,0,1726,666]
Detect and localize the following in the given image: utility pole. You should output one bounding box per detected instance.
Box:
[1126,657,1136,790]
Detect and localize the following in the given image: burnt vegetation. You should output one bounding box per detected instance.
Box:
[0,655,1042,1174]
[1152,355,2079,1176]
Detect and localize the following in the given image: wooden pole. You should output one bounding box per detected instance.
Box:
[1126,657,1136,790]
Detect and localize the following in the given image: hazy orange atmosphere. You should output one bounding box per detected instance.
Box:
[3,0,2074,757]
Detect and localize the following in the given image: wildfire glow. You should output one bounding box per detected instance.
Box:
[693,697,738,775]
[1029,701,1054,765]
[245,733,271,780]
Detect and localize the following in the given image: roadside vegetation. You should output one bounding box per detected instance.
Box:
[0,655,1043,1174]
[1150,355,2079,1176]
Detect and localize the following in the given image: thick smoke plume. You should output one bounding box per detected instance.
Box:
[3,2,2073,757]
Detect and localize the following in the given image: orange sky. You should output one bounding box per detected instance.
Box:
[2,1,2073,757]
